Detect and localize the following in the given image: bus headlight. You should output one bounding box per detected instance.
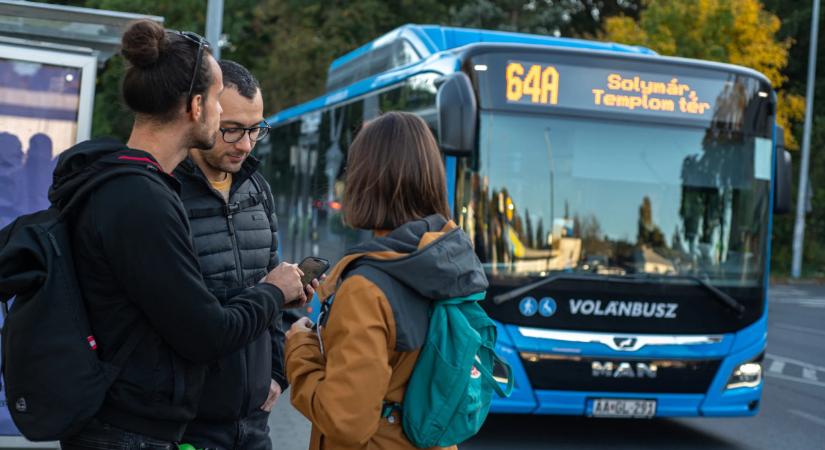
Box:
[726,361,762,389]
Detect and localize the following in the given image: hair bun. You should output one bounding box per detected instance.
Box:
[121,20,168,69]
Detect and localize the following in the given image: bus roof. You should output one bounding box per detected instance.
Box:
[329,24,654,72]
[269,24,656,124]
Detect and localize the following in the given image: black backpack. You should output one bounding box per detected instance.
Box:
[0,165,155,440]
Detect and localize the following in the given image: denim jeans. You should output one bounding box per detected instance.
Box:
[183,408,272,450]
[60,419,176,450]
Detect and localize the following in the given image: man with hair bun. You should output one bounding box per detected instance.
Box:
[175,60,287,450]
[54,20,317,449]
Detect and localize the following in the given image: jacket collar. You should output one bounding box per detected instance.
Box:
[175,154,261,192]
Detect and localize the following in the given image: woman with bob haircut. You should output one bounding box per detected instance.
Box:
[285,111,488,449]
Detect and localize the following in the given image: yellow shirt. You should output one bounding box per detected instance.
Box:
[210,174,232,202]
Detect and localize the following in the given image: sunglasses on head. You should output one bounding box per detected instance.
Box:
[170,30,211,112]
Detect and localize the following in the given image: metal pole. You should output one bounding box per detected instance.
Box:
[205,0,224,60]
[792,0,820,278]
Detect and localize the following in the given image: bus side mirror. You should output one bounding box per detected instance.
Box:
[436,72,477,156]
[774,127,792,214]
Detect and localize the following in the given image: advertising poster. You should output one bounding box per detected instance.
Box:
[0,51,89,438]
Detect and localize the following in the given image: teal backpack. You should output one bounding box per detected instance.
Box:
[320,271,514,448]
[394,292,514,447]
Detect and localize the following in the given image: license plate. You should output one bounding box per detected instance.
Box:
[591,399,657,418]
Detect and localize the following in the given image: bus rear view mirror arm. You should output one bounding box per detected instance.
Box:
[436,72,477,157]
[773,126,793,214]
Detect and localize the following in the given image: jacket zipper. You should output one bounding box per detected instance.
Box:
[199,167,245,285]
[240,343,250,415]
[226,213,245,284]
[196,165,252,414]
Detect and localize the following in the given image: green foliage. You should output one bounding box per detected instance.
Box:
[450,0,639,36]
[763,0,825,276]
[246,0,461,113]
[602,0,804,150]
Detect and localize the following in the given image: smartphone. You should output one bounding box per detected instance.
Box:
[298,256,330,287]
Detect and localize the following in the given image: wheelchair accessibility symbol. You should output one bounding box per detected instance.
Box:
[539,297,557,317]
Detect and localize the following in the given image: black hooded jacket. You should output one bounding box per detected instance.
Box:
[49,139,285,441]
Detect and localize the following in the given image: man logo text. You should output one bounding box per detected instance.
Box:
[592,361,658,378]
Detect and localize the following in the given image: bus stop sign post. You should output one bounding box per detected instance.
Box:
[205,0,223,60]
[792,0,820,279]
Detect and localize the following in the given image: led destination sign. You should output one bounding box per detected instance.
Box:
[495,58,753,122]
[592,73,711,115]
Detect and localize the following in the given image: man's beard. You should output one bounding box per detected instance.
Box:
[190,112,217,150]
[203,150,244,174]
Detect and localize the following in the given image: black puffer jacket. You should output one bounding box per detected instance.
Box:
[174,156,287,423]
[49,139,284,441]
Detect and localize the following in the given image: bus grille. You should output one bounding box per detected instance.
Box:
[519,353,722,393]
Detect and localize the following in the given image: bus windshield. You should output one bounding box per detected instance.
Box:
[459,111,772,287]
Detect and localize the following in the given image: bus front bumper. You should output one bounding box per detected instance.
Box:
[490,319,766,417]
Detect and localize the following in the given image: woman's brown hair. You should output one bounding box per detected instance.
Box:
[343,111,450,230]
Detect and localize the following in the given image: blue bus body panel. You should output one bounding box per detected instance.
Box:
[444,156,457,214]
[272,25,654,126]
[270,53,460,125]
[490,317,766,416]
[329,24,654,71]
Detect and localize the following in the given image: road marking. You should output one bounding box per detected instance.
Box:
[768,372,825,389]
[803,367,819,381]
[765,354,825,389]
[773,323,825,338]
[769,285,825,308]
[771,298,825,308]
[768,360,786,373]
[766,353,825,372]
[788,409,825,428]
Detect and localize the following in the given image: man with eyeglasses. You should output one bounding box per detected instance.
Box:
[174,60,285,450]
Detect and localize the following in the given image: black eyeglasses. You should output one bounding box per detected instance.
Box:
[220,120,271,144]
[173,30,211,112]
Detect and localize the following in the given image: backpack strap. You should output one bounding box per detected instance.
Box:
[345,264,430,352]
[185,172,274,222]
[249,172,274,224]
[381,401,402,420]
[58,165,161,376]
[186,193,266,220]
[471,351,514,398]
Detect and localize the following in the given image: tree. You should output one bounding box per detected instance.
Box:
[762,0,825,277]
[637,196,666,248]
[250,0,462,113]
[449,0,640,37]
[601,0,805,149]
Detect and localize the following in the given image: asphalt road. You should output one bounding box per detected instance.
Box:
[270,283,825,450]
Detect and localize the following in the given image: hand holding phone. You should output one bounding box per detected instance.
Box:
[298,256,330,287]
[262,262,305,304]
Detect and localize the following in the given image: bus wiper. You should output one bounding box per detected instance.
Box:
[623,273,746,316]
[491,272,746,316]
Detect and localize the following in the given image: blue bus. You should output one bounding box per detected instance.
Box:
[258,24,793,418]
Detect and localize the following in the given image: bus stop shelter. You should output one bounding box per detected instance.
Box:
[0,1,162,446]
